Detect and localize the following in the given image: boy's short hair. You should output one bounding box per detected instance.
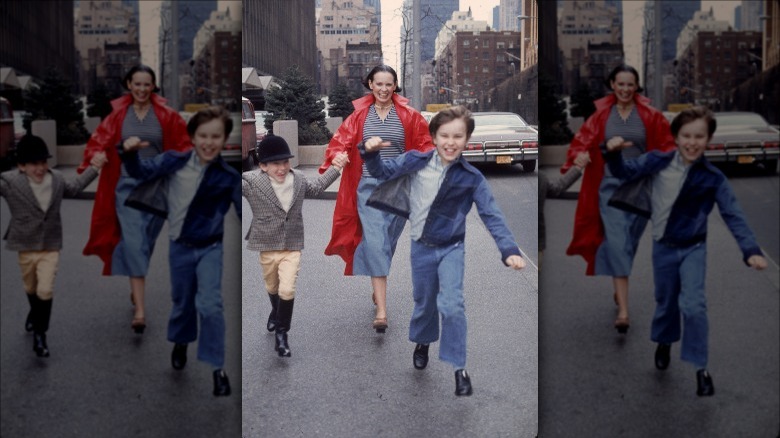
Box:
[671,106,717,139]
[187,106,233,139]
[428,106,475,138]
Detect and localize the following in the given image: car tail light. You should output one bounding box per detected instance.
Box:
[467,142,482,151]
[707,143,724,150]
[764,141,779,148]
[224,143,241,150]
[523,141,538,148]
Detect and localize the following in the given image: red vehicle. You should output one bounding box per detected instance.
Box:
[241,97,256,171]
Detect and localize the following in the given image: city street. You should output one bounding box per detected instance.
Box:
[0,197,242,437]
[537,165,779,437]
[242,165,539,437]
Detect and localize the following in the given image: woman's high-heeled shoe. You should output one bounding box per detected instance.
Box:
[372,317,387,333]
[131,317,146,334]
[614,317,630,334]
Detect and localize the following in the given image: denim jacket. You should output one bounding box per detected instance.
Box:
[606,149,762,265]
[361,147,521,264]
[122,149,241,248]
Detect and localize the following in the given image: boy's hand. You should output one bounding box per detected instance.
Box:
[123,136,150,152]
[331,151,350,170]
[605,136,633,152]
[748,255,767,270]
[505,255,525,270]
[364,136,392,153]
[573,151,590,169]
[90,151,108,169]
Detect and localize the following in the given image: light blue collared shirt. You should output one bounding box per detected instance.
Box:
[168,152,206,240]
[409,152,449,240]
[651,150,690,241]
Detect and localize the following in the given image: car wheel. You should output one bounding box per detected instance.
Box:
[521,160,536,173]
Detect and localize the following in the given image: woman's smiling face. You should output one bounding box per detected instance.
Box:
[127,71,154,106]
[368,71,396,106]
[610,71,638,106]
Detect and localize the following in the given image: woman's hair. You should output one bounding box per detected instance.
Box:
[362,65,402,93]
[428,106,475,138]
[670,106,717,139]
[187,105,233,139]
[123,64,160,92]
[604,64,643,93]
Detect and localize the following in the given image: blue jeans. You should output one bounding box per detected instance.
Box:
[651,240,708,369]
[409,240,467,369]
[168,240,225,369]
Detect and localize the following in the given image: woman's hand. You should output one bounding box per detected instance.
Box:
[505,255,525,270]
[90,151,108,169]
[364,136,391,153]
[331,151,350,170]
[606,136,633,152]
[123,136,150,152]
[573,151,590,169]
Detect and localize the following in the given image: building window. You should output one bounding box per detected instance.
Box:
[482,66,489,73]
[464,65,470,73]
[497,41,505,49]
[463,39,470,47]
[464,52,470,60]
[482,52,489,60]
[483,40,489,48]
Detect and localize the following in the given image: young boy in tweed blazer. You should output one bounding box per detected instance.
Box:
[242,135,348,357]
[1,134,106,358]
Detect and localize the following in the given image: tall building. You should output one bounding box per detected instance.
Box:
[499,0,521,31]
[74,0,139,96]
[558,0,621,95]
[244,1,317,80]
[316,0,380,94]
[434,10,491,60]
[1,0,76,107]
[345,42,383,96]
[676,8,730,60]
[738,0,764,31]
[176,1,218,62]
[764,0,779,71]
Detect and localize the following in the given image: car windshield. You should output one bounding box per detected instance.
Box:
[716,113,768,127]
[473,114,528,132]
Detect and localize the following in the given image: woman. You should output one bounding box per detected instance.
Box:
[562,64,675,333]
[319,65,433,332]
[78,65,191,334]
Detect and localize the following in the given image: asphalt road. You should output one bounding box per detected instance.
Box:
[0,198,242,437]
[537,165,779,437]
[242,164,539,437]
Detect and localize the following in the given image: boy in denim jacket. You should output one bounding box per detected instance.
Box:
[360,106,525,396]
[120,106,241,396]
[605,106,767,396]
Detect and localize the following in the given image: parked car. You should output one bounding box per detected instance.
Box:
[241,97,256,171]
[222,112,242,167]
[420,111,435,123]
[707,112,779,172]
[255,110,269,145]
[464,112,538,173]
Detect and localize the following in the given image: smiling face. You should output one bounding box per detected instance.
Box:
[259,159,291,183]
[18,160,49,184]
[610,71,638,106]
[127,71,154,106]
[368,71,396,106]
[676,118,710,165]
[192,118,226,165]
[433,118,469,166]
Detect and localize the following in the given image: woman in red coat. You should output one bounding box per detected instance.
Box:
[562,65,675,333]
[78,65,191,334]
[319,65,433,333]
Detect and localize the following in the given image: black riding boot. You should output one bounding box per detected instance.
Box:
[25,294,38,332]
[275,298,294,357]
[267,293,280,332]
[33,298,52,358]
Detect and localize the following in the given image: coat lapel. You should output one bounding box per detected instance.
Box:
[255,172,285,211]
[13,171,44,213]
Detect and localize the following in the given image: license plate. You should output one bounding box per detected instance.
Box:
[737,155,755,164]
[496,156,512,164]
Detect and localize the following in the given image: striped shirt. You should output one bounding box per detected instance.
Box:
[361,105,406,177]
[121,106,164,161]
[603,105,646,177]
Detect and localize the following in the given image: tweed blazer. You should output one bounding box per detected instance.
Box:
[243,167,340,251]
[1,167,98,251]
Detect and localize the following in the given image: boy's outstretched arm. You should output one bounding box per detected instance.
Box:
[505,254,525,270]
[63,151,106,197]
[305,152,349,197]
[119,136,170,181]
[715,180,765,268]
[473,178,523,266]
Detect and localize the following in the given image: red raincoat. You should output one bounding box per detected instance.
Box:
[78,93,191,275]
[319,93,434,275]
[561,93,675,275]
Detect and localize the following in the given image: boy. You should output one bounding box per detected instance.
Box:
[361,106,525,396]
[605,106,767,396]
[1,134,106,357]
[120,106,241,396]
[243,135,348,357]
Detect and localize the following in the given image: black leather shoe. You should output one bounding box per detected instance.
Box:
[655,343,671,370]
[696,369,714,396]
[171,343,188,370]
[413,344,429,370]
[455,369,473,396]
[213,369,231,396]
[267,293,279,332]
[275,331,291,357]
[33,333,50,357]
